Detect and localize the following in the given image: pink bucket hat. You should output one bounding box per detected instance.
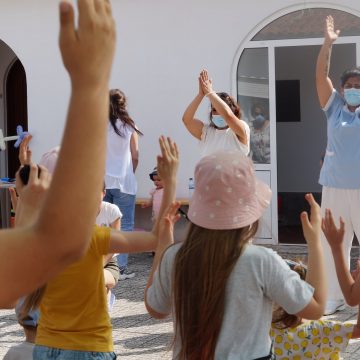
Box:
[188,151,272,230]
[39,146,60,175]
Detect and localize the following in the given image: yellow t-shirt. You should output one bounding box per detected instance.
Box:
[36,226,112,352]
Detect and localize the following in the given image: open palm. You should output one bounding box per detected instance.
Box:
[325,15,340,43]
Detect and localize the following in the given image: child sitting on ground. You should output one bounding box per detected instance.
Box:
[3,299,40,360]
[271,260,360,359]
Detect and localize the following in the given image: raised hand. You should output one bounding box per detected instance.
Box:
[321,208,345,251]
[325,15,340,44]
[157,136,179,185]
[59,0,116,88]
[199,69,214,95]
[19,134,33,166]
[300,193,322,245]
[198,76,205,97]
[15,165,51,227]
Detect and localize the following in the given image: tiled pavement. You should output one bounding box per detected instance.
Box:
[1,246,360,359]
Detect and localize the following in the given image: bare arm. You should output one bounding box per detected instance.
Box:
[145,202,180,319]
[200,70,248,145]
[0,0,116,307]
[182,77,205,140]
[322,210,360,306]
[316,16,339,108]
[295,194,327,319]
[110,217,121,231]
[130,132,139,172]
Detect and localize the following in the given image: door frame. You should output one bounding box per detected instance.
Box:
[232,31,360,244]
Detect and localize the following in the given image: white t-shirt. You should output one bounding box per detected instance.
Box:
[3,342,34,360]
[199,122,250,158]
[147,243,314,360]
[96,201,122,227]
[105,121,137,195]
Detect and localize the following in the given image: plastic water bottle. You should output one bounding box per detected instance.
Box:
[188,177,195,198]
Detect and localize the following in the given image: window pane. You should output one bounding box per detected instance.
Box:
[237,48,270,164]
[252,8,360,41]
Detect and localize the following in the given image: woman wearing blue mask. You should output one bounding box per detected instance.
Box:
[182,69,250,158]
[316,15,360,316]
[250,103,270,164]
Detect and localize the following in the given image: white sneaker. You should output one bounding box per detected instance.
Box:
[324,300,346,316]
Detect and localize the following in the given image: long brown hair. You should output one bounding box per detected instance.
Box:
[173,221,258,360]
[109,89,143,137]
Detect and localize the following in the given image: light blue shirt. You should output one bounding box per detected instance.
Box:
[319,90,360,189]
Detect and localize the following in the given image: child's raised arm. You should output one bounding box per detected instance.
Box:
[0,0,116,307]
[322,209,360,306]
[296,193,327,319]
[108,136,179,254]
[145,202,180,319]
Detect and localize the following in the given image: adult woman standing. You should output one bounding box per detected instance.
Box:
[249,103,270,164]
[182,69,250,158]
[104,89,143,279]
[316,16,360,315]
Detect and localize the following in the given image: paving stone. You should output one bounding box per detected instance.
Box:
[1,248,360,359]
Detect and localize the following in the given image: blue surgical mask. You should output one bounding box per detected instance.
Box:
[212,115,228,128]
[253,114,266,129]
[344,88,360,107]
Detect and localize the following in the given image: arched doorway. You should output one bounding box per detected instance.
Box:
[234,7,360,244]
[6,59,28,178]
[0,39,28,228]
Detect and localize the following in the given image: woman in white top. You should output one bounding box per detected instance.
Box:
[104,89,143,279]
[182,69,250,158]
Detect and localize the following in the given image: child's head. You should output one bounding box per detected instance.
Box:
[187,151,271,230]
[149,167,163,189]
[172,151,272,359]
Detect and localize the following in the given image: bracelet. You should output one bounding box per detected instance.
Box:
[205,91,215,97]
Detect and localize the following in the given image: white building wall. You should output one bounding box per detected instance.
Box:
[0,0,359,197]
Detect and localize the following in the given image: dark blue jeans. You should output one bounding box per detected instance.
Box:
[103,189,135,271]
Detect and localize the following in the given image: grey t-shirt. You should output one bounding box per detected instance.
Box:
[147,243,314,360]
